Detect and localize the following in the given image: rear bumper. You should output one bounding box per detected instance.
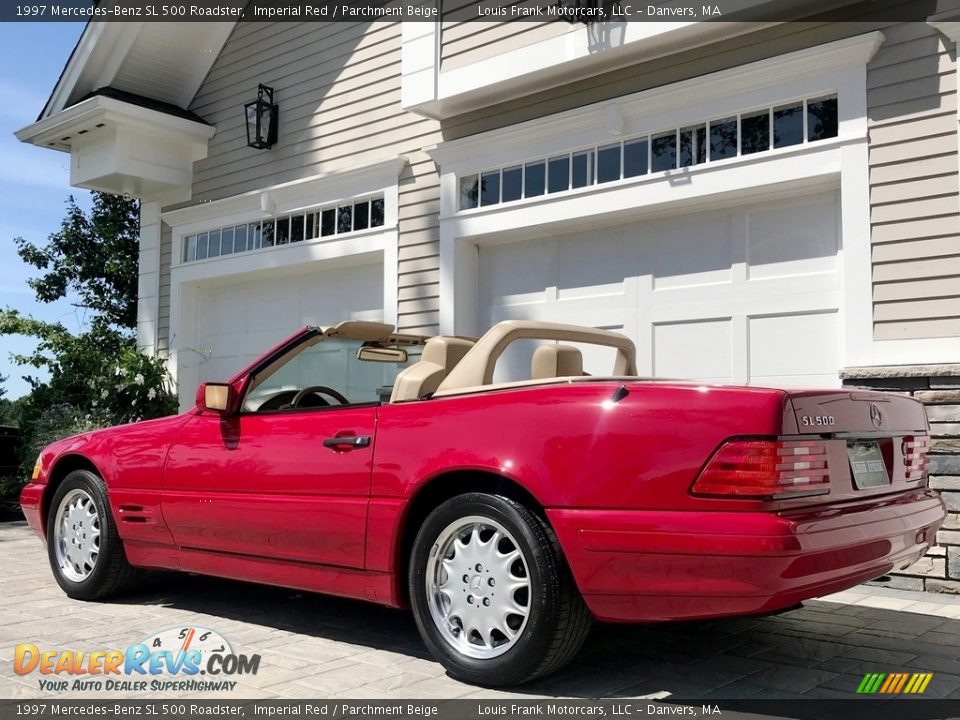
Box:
[548,490,946,623]
[19,482,45,540]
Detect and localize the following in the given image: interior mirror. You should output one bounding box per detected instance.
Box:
[357,345,408,363]
[196,382,233,414]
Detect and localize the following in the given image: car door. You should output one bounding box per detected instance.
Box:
[161,335,387,569]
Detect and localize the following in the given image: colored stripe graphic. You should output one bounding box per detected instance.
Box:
[857,672,932,694]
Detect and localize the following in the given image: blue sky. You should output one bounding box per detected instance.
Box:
[0,22,88,399]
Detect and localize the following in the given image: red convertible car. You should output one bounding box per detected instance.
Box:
[20,320,945,686]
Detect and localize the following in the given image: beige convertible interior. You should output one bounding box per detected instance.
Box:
[383,320,638,402]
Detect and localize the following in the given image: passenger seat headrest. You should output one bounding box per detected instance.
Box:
[531,344,583,380]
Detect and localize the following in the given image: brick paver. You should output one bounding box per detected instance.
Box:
[4,521,960,700]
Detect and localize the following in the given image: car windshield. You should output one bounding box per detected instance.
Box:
[243,336,422,412]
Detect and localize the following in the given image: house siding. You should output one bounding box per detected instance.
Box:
[869,24,960,341]
[438,16,960,343]
[440,0,573,71]
[157,20,442,351]
[157,221,172,357]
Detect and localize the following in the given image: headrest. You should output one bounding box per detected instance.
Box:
[531,344,583,380]
[422,336,473,370]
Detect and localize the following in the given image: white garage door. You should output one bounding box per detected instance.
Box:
[193,262,384,385]
[479,192,842,388]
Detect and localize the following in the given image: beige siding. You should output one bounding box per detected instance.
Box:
[157,222,172,357]
[156,21,442,348]
[868,24,960,341]
[441,0,574,71]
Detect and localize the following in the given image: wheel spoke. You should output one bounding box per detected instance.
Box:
[53,488,102,582]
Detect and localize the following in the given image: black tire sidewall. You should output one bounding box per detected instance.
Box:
[409,493,562,686]
[46,470,119,601]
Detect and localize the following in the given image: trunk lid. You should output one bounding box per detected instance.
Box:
[782,389,930,507]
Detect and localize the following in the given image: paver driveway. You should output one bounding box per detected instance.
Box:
[3,521,960,701]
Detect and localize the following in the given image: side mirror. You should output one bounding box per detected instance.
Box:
[196,382,234,414]
[357,345,408,363]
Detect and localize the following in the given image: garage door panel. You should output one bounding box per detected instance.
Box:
[193,262,383,386]
[653,319,733,383]
[478,190,842,389]
[748,311,839,387]
[651,212,736,290]
[480,238,556,308]
[556,229,629,299]
[747,193,839,280]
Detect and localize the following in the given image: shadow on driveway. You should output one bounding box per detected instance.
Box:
[120,571,960,700]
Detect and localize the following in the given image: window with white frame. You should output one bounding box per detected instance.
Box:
[182,195,386,263]
[458,95,838,211]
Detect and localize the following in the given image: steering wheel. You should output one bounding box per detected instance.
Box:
[291,385,350,408]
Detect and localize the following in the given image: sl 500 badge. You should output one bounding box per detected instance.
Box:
[801,415,835,427]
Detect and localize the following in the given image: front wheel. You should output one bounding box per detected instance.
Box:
[409,493,591,686]
[47,469,138,600]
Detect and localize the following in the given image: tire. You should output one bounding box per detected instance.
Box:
[46,469,138,600]
[409,493,591,686]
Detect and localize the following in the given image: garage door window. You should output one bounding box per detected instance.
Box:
[457,93,838,210]
[182,195,386,263]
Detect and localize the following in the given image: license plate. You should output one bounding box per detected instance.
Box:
[847,442,890,489]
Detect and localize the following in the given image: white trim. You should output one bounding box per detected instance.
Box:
[136,201,162,356]
[434,33,883,378]
[165,159,408,394]
[429,32,883,174]
[16,94,215,202]
[403,6,868,118]
[16,94,215,149]
[162,156,407,230]
[42,22,235,119]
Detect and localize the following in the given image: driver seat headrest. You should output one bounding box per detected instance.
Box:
[390,337,474,402]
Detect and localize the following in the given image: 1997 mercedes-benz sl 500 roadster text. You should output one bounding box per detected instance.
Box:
[20,320,945,686]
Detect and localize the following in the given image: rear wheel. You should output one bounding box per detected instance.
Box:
[409,493,591,686]
[47,470,138,600]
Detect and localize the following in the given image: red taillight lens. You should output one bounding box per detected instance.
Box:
[691,440,831,498]
[903,435,929,482]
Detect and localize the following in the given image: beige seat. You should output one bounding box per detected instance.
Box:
[390,337,475,402]
[531,344,583,380]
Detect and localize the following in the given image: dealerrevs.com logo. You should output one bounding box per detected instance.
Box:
[14,626,260,693]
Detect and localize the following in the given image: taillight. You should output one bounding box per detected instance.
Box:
[691,439,831,499]
[903,435,929,482]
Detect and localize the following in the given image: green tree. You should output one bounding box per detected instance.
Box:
[1,192,177,498]
[14,193,139,332]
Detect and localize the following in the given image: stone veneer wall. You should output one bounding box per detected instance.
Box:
[842,365,960,594]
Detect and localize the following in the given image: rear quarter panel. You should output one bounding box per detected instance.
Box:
[367,381,791,573]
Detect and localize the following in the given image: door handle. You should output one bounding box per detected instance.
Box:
[323,435,371,450]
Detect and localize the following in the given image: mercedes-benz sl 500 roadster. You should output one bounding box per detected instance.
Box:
[20,320,945,686]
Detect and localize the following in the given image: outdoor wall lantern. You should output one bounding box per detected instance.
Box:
[556,0,603,24]
[245,84,279,150]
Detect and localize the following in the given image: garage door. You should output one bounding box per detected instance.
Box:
[479,192,842,388]
[192,262,384,385]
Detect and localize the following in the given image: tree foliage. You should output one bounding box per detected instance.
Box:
[1,192,178,499]
[14,193,139,331]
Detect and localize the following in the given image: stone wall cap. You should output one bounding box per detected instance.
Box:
[841,364,960,380]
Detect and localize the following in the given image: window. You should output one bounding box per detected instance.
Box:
[741,111,769,155]
[182,195,387,263]
[242,337,422,412]
[651,131,677,172]
[774,102,804,148]
[548,155,569,194]
[455,94,838,212]
[524,161,546,197]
